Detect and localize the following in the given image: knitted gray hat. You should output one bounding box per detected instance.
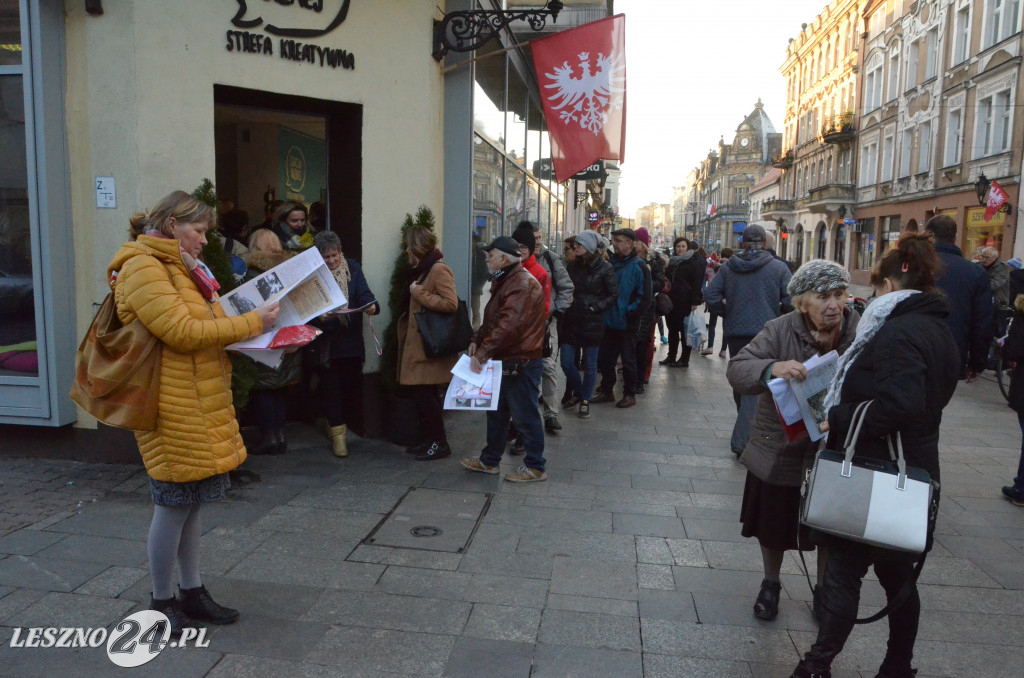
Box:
[787,259,851,297]
[576,230,601,254]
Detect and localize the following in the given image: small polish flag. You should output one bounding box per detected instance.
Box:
[706,204,717,217]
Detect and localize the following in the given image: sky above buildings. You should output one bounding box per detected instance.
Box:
[616,0,833,216]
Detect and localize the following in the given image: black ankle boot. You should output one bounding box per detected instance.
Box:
[151,595,204,639]
[273,428,287,455]
[753,579,782,620]
[249,428,277,455]
[790,662,831,678]
[177,585,239,625]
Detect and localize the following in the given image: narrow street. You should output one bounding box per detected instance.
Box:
[1,338,1022,677]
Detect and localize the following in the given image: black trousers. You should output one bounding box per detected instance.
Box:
[597,328,638,396]
[318,357,364,428]
[410,384,447,444]
[800,538,921,675]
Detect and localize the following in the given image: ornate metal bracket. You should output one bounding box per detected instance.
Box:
[433,1,564,61]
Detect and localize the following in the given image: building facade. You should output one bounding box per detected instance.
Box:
[762,0,863,270]
[852,0,1023,283]
[693,101,782,250]
[0,0,611,429]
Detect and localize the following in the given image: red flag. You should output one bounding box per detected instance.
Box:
[531,15,626,183]
[985,179,1008,221]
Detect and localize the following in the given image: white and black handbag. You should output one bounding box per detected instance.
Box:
[800,400,934,554]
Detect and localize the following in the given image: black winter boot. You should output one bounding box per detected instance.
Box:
[753,579,782,620]
[789,661,831,678]
[151,595,204,640]
[272,428,287,455]
[177,585,240,625]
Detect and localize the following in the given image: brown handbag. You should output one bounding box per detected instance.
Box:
[69,293,162,431]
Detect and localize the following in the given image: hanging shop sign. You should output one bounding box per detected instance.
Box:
[532,159,606,182]
[225,0,356,70]
[587,211,600,222]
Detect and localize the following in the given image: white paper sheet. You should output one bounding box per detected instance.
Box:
[219,248,347,363]
[444,360,502,411]
[450,354,488,388]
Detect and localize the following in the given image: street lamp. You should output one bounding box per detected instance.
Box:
[433,1,564,60]
[974,172,1014,214]
[975,173,991,205]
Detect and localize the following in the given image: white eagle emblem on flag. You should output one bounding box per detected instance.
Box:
[544,50,625,135]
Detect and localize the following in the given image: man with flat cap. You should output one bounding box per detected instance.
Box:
[461,236,549,482]
[592,227,647,408]
[705,223,793,455]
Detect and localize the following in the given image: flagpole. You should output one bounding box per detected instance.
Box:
[440,41,538,75]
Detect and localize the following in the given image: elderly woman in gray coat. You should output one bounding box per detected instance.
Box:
[726,260,860,623]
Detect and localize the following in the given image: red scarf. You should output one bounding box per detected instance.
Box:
[145,230,221,301]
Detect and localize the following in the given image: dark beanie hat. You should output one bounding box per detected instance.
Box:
[512,221,536,255]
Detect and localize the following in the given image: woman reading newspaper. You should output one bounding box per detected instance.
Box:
[726,260,859,623]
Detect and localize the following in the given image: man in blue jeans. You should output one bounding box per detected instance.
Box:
[461,236,549,482]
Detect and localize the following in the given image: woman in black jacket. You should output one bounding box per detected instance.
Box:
[660,237,705,367]
[558,230,618,419]
[1000,293,1024,506]
[791,233,960,678]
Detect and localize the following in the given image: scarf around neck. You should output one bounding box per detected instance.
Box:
[144,230,221,301]
[822,289,920,411]
[330,255,351,309]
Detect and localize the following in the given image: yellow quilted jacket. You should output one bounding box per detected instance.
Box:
[107,236,264,483]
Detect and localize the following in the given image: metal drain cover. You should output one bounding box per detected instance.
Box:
[363,488,489,553]
[410,525,443,538]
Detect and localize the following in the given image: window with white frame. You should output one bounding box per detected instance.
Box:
[860,140,879,186]
[954,5,971,64]
[975,87,1013,157]
[865,54,884,111]
[944,106,963,166]
[869,9,885,38]
[919,121,932,173]
[925,28,939,79]
[906,40,919,89]
[887,48,901,101]
[881,131,894,181]
[985,0,1021,48]
[899,129,913,177]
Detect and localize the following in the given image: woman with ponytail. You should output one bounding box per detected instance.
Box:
[109,191,280,639]
[790,233,960,678]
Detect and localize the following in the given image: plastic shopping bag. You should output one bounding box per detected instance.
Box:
[685,312,707,348]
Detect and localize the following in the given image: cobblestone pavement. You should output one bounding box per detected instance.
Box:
[0,337,1022,677]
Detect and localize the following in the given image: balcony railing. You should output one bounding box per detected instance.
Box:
[771,149,794,169]
[708,203,749,220]
[760,198,795,218]
[797,184,856,213]
[820,112,856,144]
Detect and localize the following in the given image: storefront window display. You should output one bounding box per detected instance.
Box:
[0,8,38,377]
[853,218,876,271]
[882,215,901,253]
[964,206,1005,259]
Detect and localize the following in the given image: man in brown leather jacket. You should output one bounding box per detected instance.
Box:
[461,236,549,482]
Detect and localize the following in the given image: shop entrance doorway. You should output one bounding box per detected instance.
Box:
[213,86,362,259]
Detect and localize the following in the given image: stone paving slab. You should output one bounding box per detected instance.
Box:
[0,346,1021,676]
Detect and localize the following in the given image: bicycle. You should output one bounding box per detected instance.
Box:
[990,309,1013,401]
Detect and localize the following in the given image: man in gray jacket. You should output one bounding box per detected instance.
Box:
[704,224,792,455]
[534,226,575,432]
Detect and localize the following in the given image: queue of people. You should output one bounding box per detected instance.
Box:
[99,191,1012,672]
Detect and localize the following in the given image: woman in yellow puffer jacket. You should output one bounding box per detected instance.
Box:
[110,191,279,638]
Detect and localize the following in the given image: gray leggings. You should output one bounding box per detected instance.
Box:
[147,504,203,600]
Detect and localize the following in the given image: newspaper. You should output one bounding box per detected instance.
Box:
[218,248,347,368]
[788,350,839,442]
[444,358,502,411]
[767,350,840,442]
